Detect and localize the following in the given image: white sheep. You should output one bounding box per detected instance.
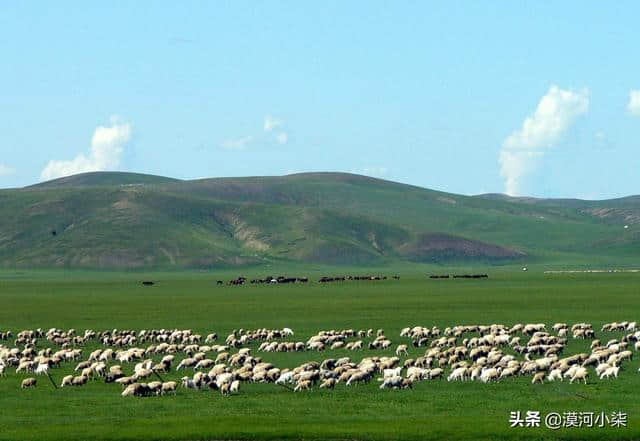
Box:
[116,376,136,386]
[563,365,579,379]
[161,381,178,395]
[428,368,444,380]
[34,363,50,375]
[319,378,336,389]
[531,372,545,384]
[547,368,563,382]
[215,372,234,389]
[379,375,403,389]
[447,367,467,382]
[181,376,198,389]
[16,360,33,373]
[176,358,196,371]
[383,367,402,378]
[21,377,37,388]
[570,367,589,384]
[595,363,611,376]
[480,368,499,383]
[406,367,428,380]
[275,371,294,385]
[600,366,619,379]
[499,367,518,380]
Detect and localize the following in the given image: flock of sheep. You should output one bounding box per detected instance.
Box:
[1,321,639,397]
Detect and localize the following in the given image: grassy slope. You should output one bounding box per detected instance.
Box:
[0,172,638,268]
[1,269,639,440]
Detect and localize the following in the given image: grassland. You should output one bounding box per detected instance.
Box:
[1,171,639,268]
[1,267,640,440]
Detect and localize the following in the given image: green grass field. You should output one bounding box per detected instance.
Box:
[1,268,639,441]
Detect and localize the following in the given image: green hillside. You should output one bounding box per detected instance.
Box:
[0,171,637,269]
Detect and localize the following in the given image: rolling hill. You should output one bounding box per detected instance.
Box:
[0,171,637,269]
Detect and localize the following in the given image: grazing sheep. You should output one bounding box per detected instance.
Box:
[294,380,311,392]
[395,344,408,356]
[122,383,151,397]
[563,365,580,379]
[72,375,88,386]
[80,367,94,379]
[618,350,633,362]
[181,376,198,390]
[75,361,91,371]
[428,368,444,380]
[147,381,163,395]
[21,377,37,388]
[276,371,294,385]
[92,362,106,377]
[60,375,74,387]
[570,367,589,384]
[498,367,517,380]
[176,358,196,370]
[115,376,136,386]
[406,367,428,380]
[319,378,336,389]
[600,366,620,379]
[308,341,325,351]
[214,353,228,364]
[16,361,34,373]
[161,381,178,395]
[346,371,370,386]
[383,367,402,378]
[229,380,240,394]
[596,363,611,376]
[134,368,153,380]
[480,368,499,383]
[447,367,467,382]
[215,372,234,389]
[195,359,215,370]
[547,369,563,382]
[531,372,545,384]
[379,375,404,389]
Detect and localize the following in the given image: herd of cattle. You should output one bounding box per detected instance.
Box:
[2,321,639,397]
[220,275,400,285]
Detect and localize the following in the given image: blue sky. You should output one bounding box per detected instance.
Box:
[1,2,639,198]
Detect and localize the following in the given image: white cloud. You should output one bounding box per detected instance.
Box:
[221,136,253,151]
[276,132,288,145]
[40,117,131,181]
[499,85,589,196]
[263,114,283,132]
[0,163,14,177]
[223,114,287,151]
[628,90,640,117]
